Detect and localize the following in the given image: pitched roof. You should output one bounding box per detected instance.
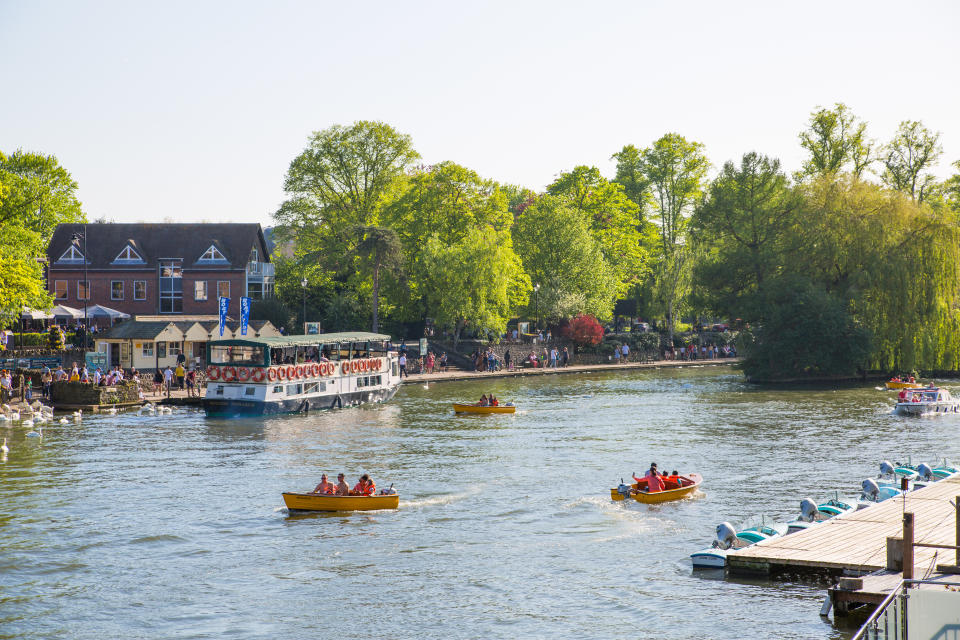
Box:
[47,223,269,270]
[97,321,181,340]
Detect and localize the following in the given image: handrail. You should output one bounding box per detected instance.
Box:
[852,578,960,640]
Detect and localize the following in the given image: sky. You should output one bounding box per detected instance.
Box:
[2,0,958,226]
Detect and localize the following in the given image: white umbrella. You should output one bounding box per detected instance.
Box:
[21,308,54,320]
[50,305,85,319]
[85,305,131,320]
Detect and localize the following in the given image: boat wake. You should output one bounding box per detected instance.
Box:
[401,486,483,509]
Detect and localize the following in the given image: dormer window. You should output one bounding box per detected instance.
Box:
[113,245,144,263]
[199,245,227,261]
[57,245,85,263]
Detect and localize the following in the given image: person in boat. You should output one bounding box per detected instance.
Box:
[491,396,499,406]
[311,474,336,495]
[479,394,488,406]
[351,474,375,496]
[335,473,350,496]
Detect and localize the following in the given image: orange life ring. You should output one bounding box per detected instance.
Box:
[221,366,237,382]
[312,363,320,377]
[286,365,297,380]
[358,360,366,372]
[276,366,286,381]
[296,365,305,378]
[371,359,379,371]
[251,368,265,383]
[237,366,250,382]
[207,365,220,380]
[267,367,277,381]
[351,361,358,373]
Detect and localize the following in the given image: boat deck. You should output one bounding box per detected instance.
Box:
[727,475,960,575]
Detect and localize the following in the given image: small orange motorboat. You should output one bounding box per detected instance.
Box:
[610,473,703,504]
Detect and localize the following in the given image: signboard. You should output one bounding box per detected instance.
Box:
[0,356,62,370]
[304,322,321,335]
[419,338,428,354]
[85,351,107,370]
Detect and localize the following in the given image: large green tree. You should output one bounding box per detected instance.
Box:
[796,103,873,180]
[881,120,943,203]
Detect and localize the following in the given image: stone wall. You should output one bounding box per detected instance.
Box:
[51,381,140,406]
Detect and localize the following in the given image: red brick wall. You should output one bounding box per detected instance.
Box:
[47,268,247,318]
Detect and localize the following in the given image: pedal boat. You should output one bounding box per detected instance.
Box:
[453,403,516,414]
[282,492,399,512]
[611,473,703,504]
[691,521,787,568]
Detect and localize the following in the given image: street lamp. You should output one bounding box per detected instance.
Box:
[534,283,540,330]
[301,277,308,334]
[71,225,88,349]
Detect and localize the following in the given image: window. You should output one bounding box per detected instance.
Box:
[273,385,283,394]
[286,383,302,396]
[159,260,183,313]
[304,382,319,394]
[113,245,144,263]
[158,342,167,358]
[168,342,181,356]
[54,281,68,300]
[142,343,154,357]
[209,345,265,366]
[199,245,227,261]
[247,282,263,300]
[215,385,224,396]
[244,387,256,396]
[57,245,85,263]
[77,280,90,301]
[194,280,208,301]
[134,281,146,300]
[111,281,124,300]
[217,281,230,298]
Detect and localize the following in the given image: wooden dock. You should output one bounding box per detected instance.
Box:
[727,474,960,576]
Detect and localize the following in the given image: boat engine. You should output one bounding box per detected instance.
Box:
[617,479,632,499]
[799,498,818,522]
[879,460,895,477]
[715,522,737,550]
[917,463,934,482]
[861,478,880,501]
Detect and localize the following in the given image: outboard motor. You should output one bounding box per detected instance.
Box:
[715,522,737,550]
[916,463,934,482]
[617,479,632,499]
[861,478,880,501]
[799,498,819,522]
[879,460,895,477]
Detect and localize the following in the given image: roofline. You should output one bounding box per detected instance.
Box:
[209,332,392,347]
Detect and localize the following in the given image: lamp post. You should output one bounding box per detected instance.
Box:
[301,277,308,334]
[534,283,540,330]
[71,225,88,349]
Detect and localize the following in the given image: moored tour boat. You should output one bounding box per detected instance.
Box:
[202,332,401,416]
[893,387,960,417]
[282,491,400,512]
[611,473,702,504]
[452,403,516,414]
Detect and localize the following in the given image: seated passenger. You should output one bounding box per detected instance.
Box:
[335,473,350,496]
[479,394,488,406]
[491,396,499,406]
[351,473,375,496]
[646,473,665,493]
[311,474,336,495]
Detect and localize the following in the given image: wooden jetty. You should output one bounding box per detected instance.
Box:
[727,474,960,577]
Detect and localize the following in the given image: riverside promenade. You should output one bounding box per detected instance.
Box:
[401,357,741,385]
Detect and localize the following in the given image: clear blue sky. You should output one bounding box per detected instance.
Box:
[2,0,958,225]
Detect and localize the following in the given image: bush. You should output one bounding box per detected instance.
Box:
[563,314,604,348]
[47,325,65,351]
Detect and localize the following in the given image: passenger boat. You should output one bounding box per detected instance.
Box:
[885,379,922,390]
[452,403,516,414]
[690,520,787,568]
[893,387,960,416]
[610,473,702,504]
[202,332,401,416]
[282,492,399,512]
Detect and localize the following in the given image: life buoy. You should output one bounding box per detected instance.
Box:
[207,366,220,380]
[351,361,359,373]
[221,366,237,382]
[296,365,305,378]
[277,366,286,381]
[251,368,265,383]
[372,359,380,371]
[360,360,368,372]
[312,363,320,377]
[267,367,277,382]
[237,366,250,382]
[286,365,297,380]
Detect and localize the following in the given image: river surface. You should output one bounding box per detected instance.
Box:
[2,366,959,639]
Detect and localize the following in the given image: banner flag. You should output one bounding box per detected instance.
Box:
[240,296,252,336]
[219,296,230,337]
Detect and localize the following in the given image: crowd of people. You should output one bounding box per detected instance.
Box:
[664,343,736,361]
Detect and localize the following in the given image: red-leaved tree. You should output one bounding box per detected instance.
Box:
[563,314,604,348]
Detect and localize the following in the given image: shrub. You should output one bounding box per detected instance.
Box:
[563,314,604,348]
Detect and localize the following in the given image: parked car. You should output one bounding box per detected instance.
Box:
[633,322,651,333]
[711,323,730,332]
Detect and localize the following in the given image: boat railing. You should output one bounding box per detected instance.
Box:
[852,578,960,640]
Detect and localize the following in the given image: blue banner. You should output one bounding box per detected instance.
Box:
[219,296,230,337]
[240,296,252,336]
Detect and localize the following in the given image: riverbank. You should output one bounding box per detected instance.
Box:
[401,357,741,384]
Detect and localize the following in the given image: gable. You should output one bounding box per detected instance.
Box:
[57,244,86,263]
[197,244,228,262]
[112,244,145,264]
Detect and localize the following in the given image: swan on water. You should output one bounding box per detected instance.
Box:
[59,417,69,424]
[0,438,8,453]
[25,426,42,438]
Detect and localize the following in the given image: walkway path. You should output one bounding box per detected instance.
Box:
[401,358,741,385]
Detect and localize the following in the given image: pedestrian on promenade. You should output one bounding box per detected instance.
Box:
[562,347,569,367]
[439,352,448,373]
[163,366,174,393]
[186,368,197,397]
[504,349,511,371]
[153,369,163,396]
[550,347,558,368]
[41,368,52,398]
[613,346,621,364]
[621,342,630,362]
[398,353,407,378]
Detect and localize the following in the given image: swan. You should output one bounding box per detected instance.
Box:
[0,414,9,422]
[25,426,42,438]
[105,407,118,415]
[72,409,83,418]
[59,417,69,424]
[0,438,8,453]
[9,412,20,421]
[22,419,34,428]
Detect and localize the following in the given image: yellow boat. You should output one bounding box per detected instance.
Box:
[610,473,703,504]
[885,380,922,390]
[452,403,516,414]
[282,492,399,512]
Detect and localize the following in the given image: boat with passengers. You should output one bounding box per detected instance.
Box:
[893,386,960,417]
[202,332,401,416]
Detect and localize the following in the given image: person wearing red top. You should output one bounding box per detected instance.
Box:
[351,474,376,496]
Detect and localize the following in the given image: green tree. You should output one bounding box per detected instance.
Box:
[797,103,873,180]
[355,225,403,333]
[512,195,618,321]
[640,134,710,341]
[611,144,651,209]
[419,227,530,345]
[881,120,943,203]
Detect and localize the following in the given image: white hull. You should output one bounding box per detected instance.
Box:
[894,401,960,416]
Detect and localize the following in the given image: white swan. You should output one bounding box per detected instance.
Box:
[0,438,8,453]
[0,414,9,422]
[25,426,42,438]
[22,419,34,428]
[72,409,83,418]
[59,417,69,424]
[105,407,118,415]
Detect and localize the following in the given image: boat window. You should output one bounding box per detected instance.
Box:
[321,345,337,361]
[392,361,398,377]
[244,387,256,396]
[286,383,302,396]
[272,385,283,394]
[215,385,224,396]
[210,345,265,366]
[304,382,319,394]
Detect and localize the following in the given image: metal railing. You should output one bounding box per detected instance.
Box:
[853,579,960,640]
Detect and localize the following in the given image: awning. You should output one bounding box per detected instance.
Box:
[21,309,54,320]
[50,305,85,319]
[85,304,131,320]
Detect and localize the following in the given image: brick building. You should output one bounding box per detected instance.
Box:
[46,223,274,322]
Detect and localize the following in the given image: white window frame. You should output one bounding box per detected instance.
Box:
[217,281,230,298]
[142,342,154,357]
[199,245,227,261]
[112,245,144,263]
[111,280,124,300]
[57,245,85,263]
[77,280,90,301]
[54,280,68,300]
[195,280,208,301]
[134,280,147,300]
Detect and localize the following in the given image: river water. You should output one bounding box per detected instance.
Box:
[2,365,959,639]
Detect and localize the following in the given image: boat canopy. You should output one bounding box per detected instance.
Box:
[209,332,391,349]
[207,332,393,367]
